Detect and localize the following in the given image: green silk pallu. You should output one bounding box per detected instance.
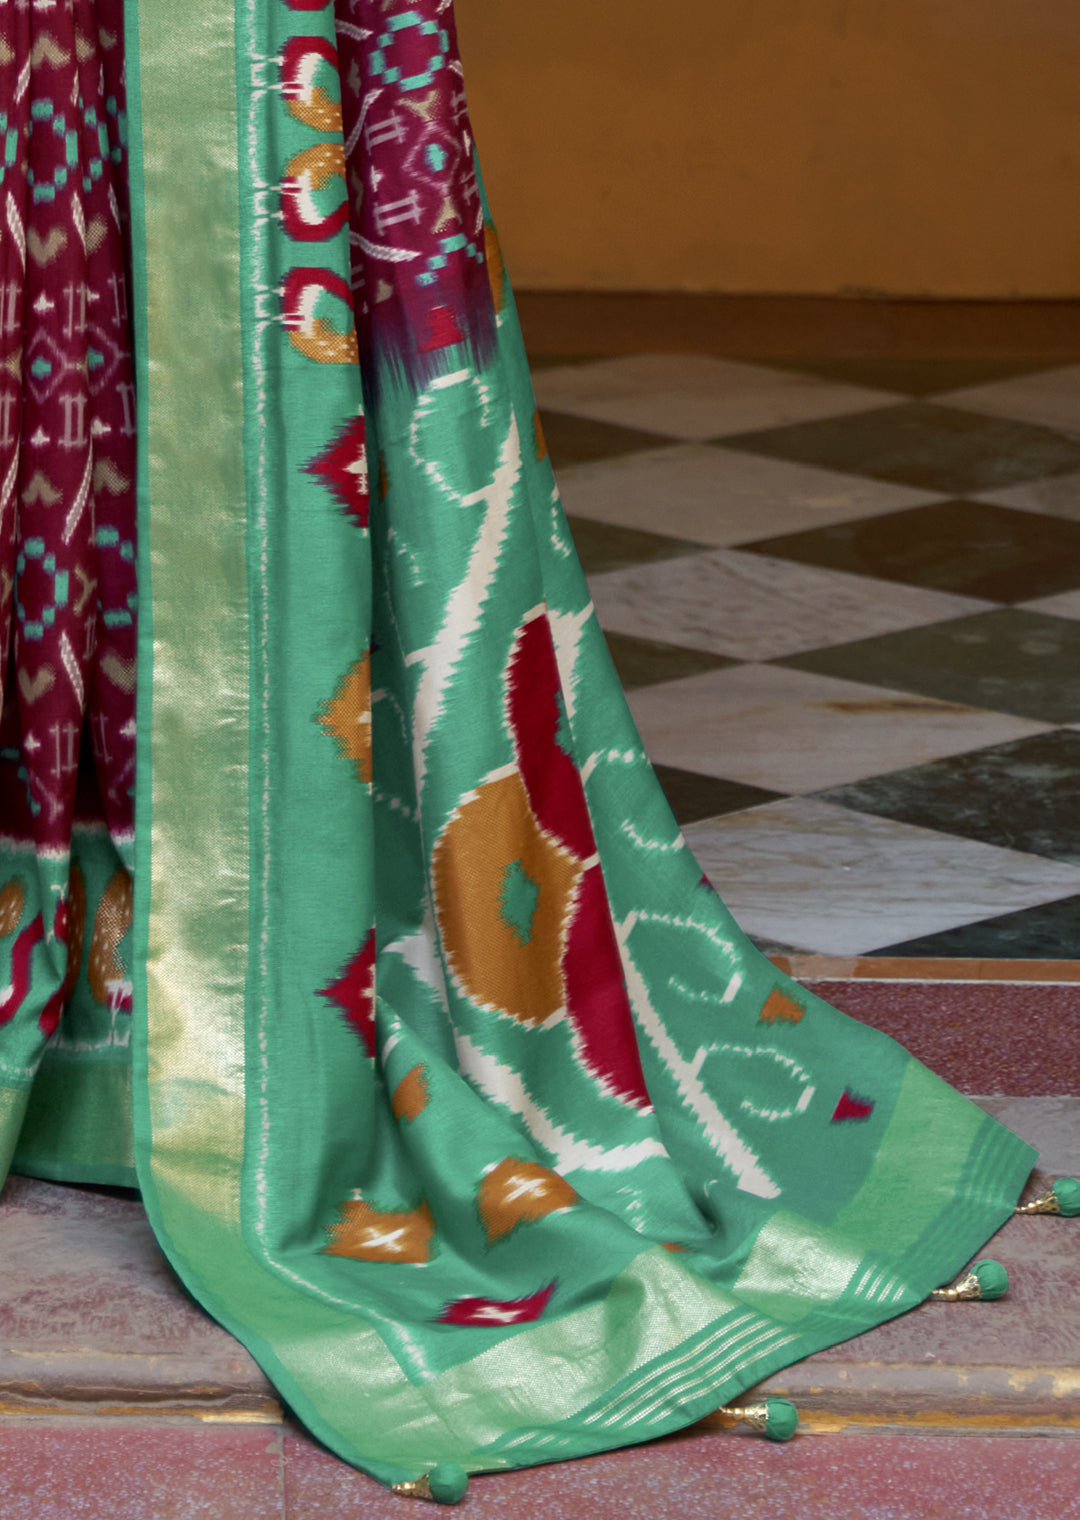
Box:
[0,0,1037,1495]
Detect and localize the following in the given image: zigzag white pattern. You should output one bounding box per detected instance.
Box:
[618,911,780,1199]
[454,1031,668,1175]
[6,192,25,268]
[0,451,17,531]
[59,631,84,706]
[62,452,92,544]
[72,193,86,249]
[408,388,521,796]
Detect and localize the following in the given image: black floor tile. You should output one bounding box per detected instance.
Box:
[527,353,605,369]
[566,515,708,575]
[818,729,1080,862]
[737,499,1080,603]
[780,608,1080,725]
[874,894,1080,959]
[538,409,672,470]
[757,357,1063,398]
[723,402,1080,495]
[653,764,782,826]
[747,934,814,957]
[602,632,737,690]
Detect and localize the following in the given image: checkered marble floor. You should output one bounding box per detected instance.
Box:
[532,353,1080,958]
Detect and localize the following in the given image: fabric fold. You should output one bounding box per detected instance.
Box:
[0,0,1038,1490]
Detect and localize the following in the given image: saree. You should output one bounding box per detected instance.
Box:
[0,0,1039,1497]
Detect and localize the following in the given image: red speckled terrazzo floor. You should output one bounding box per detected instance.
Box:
[286,1428,1080,1520]
[805,979,1080,1095]
[1,1421,1079,1520]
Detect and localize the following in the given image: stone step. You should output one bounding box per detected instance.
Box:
[759,1094,1080,1434]
[1,1097,1077,1431]
[758,1205,1080,1435]
[0,1176,277,1421]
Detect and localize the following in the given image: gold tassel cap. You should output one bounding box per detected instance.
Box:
[1016,1178,1080,1217]
[715,1398,799,1442]
[392,1464,469,1504]
[931,1259,1009,1301]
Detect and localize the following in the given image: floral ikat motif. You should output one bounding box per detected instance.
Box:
[0,0,1041,1484]
[335,0,496,376]
[0,0,136,1057]
[278,0,495,380]
[0,0,137,856]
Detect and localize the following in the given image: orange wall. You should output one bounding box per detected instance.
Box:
[455,0,1080,296]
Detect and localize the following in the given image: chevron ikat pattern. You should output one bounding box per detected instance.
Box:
[0,0,135,1056]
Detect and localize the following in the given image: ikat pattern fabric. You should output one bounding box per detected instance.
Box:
[0,0,1038,1495]
[0,0,134,1096]
[282,0,495,379]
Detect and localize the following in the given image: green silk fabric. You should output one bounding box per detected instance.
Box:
[0,0,1036,1492]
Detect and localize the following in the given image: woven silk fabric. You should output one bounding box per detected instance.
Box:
[1,0,1036,1491]
[0,0,135,1180]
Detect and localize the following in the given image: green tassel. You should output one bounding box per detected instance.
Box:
[1053,1178,1080,1217]
[972,1259,1009,1300]
[716,1398,800,1440]
[427,1465,469,1506]
[763,1399,799,1443]
[1016,1176,1080,1216]
[932,1258,1009,1301]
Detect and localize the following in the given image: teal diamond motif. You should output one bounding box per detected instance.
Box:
[500,860,540,946]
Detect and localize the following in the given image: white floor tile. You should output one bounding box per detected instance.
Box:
[625,663,1049,793]
[533,354,900,441]
[976,472,1080,520]
[681,797,1080,957]
[1018,590,1080,621]
[588,547,989,661]
[938,365,1080,435]
[558,444,942,546]
[974,1097,1080,1171]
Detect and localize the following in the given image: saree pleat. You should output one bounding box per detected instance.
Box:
[1,0,1037,1490]
[0,0,135,1182]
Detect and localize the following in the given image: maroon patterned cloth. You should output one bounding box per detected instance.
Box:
[332,0,497,380]
[0,0,495,1051]
[0,0,135,1037]
[0,0,135,851]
